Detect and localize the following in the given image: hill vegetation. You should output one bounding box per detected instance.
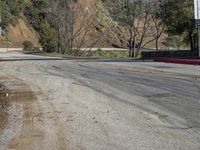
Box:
[0,0,197,57]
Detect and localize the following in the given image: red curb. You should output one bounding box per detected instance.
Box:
[154,58,200,65]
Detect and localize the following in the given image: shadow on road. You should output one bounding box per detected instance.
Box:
[0,57,153,63]
[74,58,153,63]
[0,58,69,62]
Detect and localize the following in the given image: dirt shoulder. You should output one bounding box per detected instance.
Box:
[0,83,9,129]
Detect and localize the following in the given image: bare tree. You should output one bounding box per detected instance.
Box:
[141,0,166,51]
[104,0,165,57]
[47,0,99,55]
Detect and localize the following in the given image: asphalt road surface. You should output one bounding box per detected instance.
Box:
[0,52,200,150]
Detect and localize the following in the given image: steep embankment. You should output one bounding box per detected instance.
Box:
[0,0,127,48]
[0,19,40,48]
[88,0,128,47]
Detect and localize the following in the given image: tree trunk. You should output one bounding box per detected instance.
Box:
[189,31,194,51]
[155,38,158,51]
[128,31,133,57]
[129,41,132,57]
[131,39,135,58]
[155,29,159,51]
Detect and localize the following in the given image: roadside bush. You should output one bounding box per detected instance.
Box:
[23,41,34,51]
[82,50,129,58]
[33,47,41,52]
[93,50,129,58]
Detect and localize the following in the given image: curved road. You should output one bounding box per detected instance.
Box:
[0,52,200,150]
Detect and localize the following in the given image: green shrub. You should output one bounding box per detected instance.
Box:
[39,21,56,53]
[23,41,34,51]
[24,1,56,53]
[0,0,25,28]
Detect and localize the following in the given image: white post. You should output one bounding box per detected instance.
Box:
[194,0,200,57]
[0,13,2,37]
[198,28,200,57]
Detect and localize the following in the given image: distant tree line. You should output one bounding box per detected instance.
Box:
[0,0,198,57]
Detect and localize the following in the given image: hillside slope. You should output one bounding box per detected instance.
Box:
[0,0,128,48]
[0,19,40,48]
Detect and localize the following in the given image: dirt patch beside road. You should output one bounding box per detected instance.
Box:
[0,76,38,150]
[0,83,9,129]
